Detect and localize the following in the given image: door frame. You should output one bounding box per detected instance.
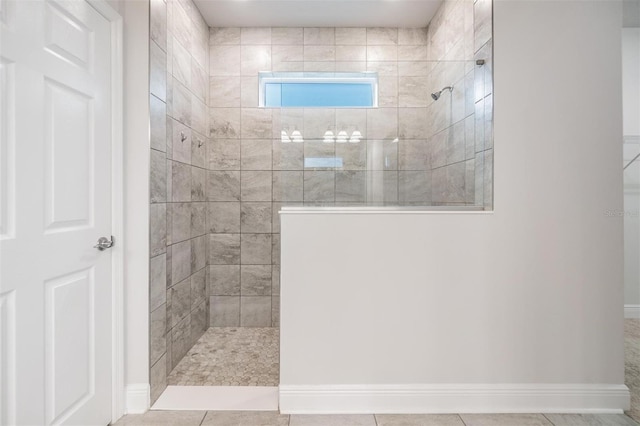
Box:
[84,0,125,422]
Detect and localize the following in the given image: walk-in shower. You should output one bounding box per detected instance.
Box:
[148,0,494,406]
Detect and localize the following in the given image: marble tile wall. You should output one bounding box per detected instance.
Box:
[424,0,493,207]
[149,0,210,404]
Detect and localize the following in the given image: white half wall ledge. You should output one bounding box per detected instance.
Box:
[278,384,631,414]
[625,305,640,318]
[125,384,150,415]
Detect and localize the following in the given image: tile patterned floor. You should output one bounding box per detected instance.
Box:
[112,412,639,425]
[167,327,279,386]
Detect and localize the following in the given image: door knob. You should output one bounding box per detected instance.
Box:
[94,236,115,251]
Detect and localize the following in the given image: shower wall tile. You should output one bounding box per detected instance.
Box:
[150,0,167,50]
[271,234,281,265]
[210,45,241,76]
[209,233,241,265]
[208,202,241,233]
[367,45,398,61]
[191,235,207,272]
[169,277,191,327]
[240,296,272,327]
[190,299,208,345]
[191,167,206,201]
[150,254,167,312]
[191,203,207,237]
[336,143,367,170]
[273,171,304,202]
[240,202,272,233]
[241,171,272,201]
[272,140,304,171]
[241,27,272,45]
[399,28,428,45]
[399,77,430,107]
[273,45,303,63]
[241,76,259,107]
[171,161,192,201]
[170,202,192,243]
[241,109,273,139]
[241,234,272,265]
[190,268,207,308]
[210,296,240,326]
[304,28,335,45]
[367,28,398,45]
[150,355,167,405]
[151,149,167,203]
[399,108,429,139]
[335,28,366,45]
[241,265,272,296]
[241,139,272,170]
[272,265,281,295]
[399,171,431,203]
[171,79,192,127]
[272,27,304,45]
[150,0,211,395]
[150,305,167,366]
[304,45,336,62]
[171,315,191,369]
[192,61,208,102]
[271,296,280,327]
[210,108,241,138]
[171,240,192,284]
[151,96,167,152]
[207,171,241,201]
[173,38,191,87]
[474,0,492,52]
[209,265,241,296]
[150,41,167,102]
[241,46,271,75]
[150,203,167,257]
[209,139,241,170]
[304,171,335,202]
[398,140,430,170]
[210,28,241,46]
[336,171,366,203]
[210,77,241,107]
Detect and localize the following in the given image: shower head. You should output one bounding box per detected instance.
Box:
[431,86,454,101]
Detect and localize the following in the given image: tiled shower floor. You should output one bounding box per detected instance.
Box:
[167,327,279,386]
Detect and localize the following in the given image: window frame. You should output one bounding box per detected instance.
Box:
[258,72,379,108]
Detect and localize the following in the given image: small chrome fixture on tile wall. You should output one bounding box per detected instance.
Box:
[476,59,485,66]
[180,131,187,143]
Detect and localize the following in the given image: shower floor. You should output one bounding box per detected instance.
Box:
[167,327,279,387]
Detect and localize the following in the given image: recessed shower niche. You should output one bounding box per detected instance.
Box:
[148,0,493,405]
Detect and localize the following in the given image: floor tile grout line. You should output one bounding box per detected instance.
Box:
[458,413,467,426]
[542,413,556,426]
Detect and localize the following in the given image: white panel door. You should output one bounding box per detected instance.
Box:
[0,0,113,425]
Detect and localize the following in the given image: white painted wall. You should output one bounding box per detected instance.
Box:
[623,28,640,311]
[121,0,150,414]
[280,0,628,413]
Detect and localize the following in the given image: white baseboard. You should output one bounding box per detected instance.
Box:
[125,383,150,414]
[625,305,640,318]
[279,384,630,414]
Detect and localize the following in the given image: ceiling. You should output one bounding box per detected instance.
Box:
[192,0,444,28]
